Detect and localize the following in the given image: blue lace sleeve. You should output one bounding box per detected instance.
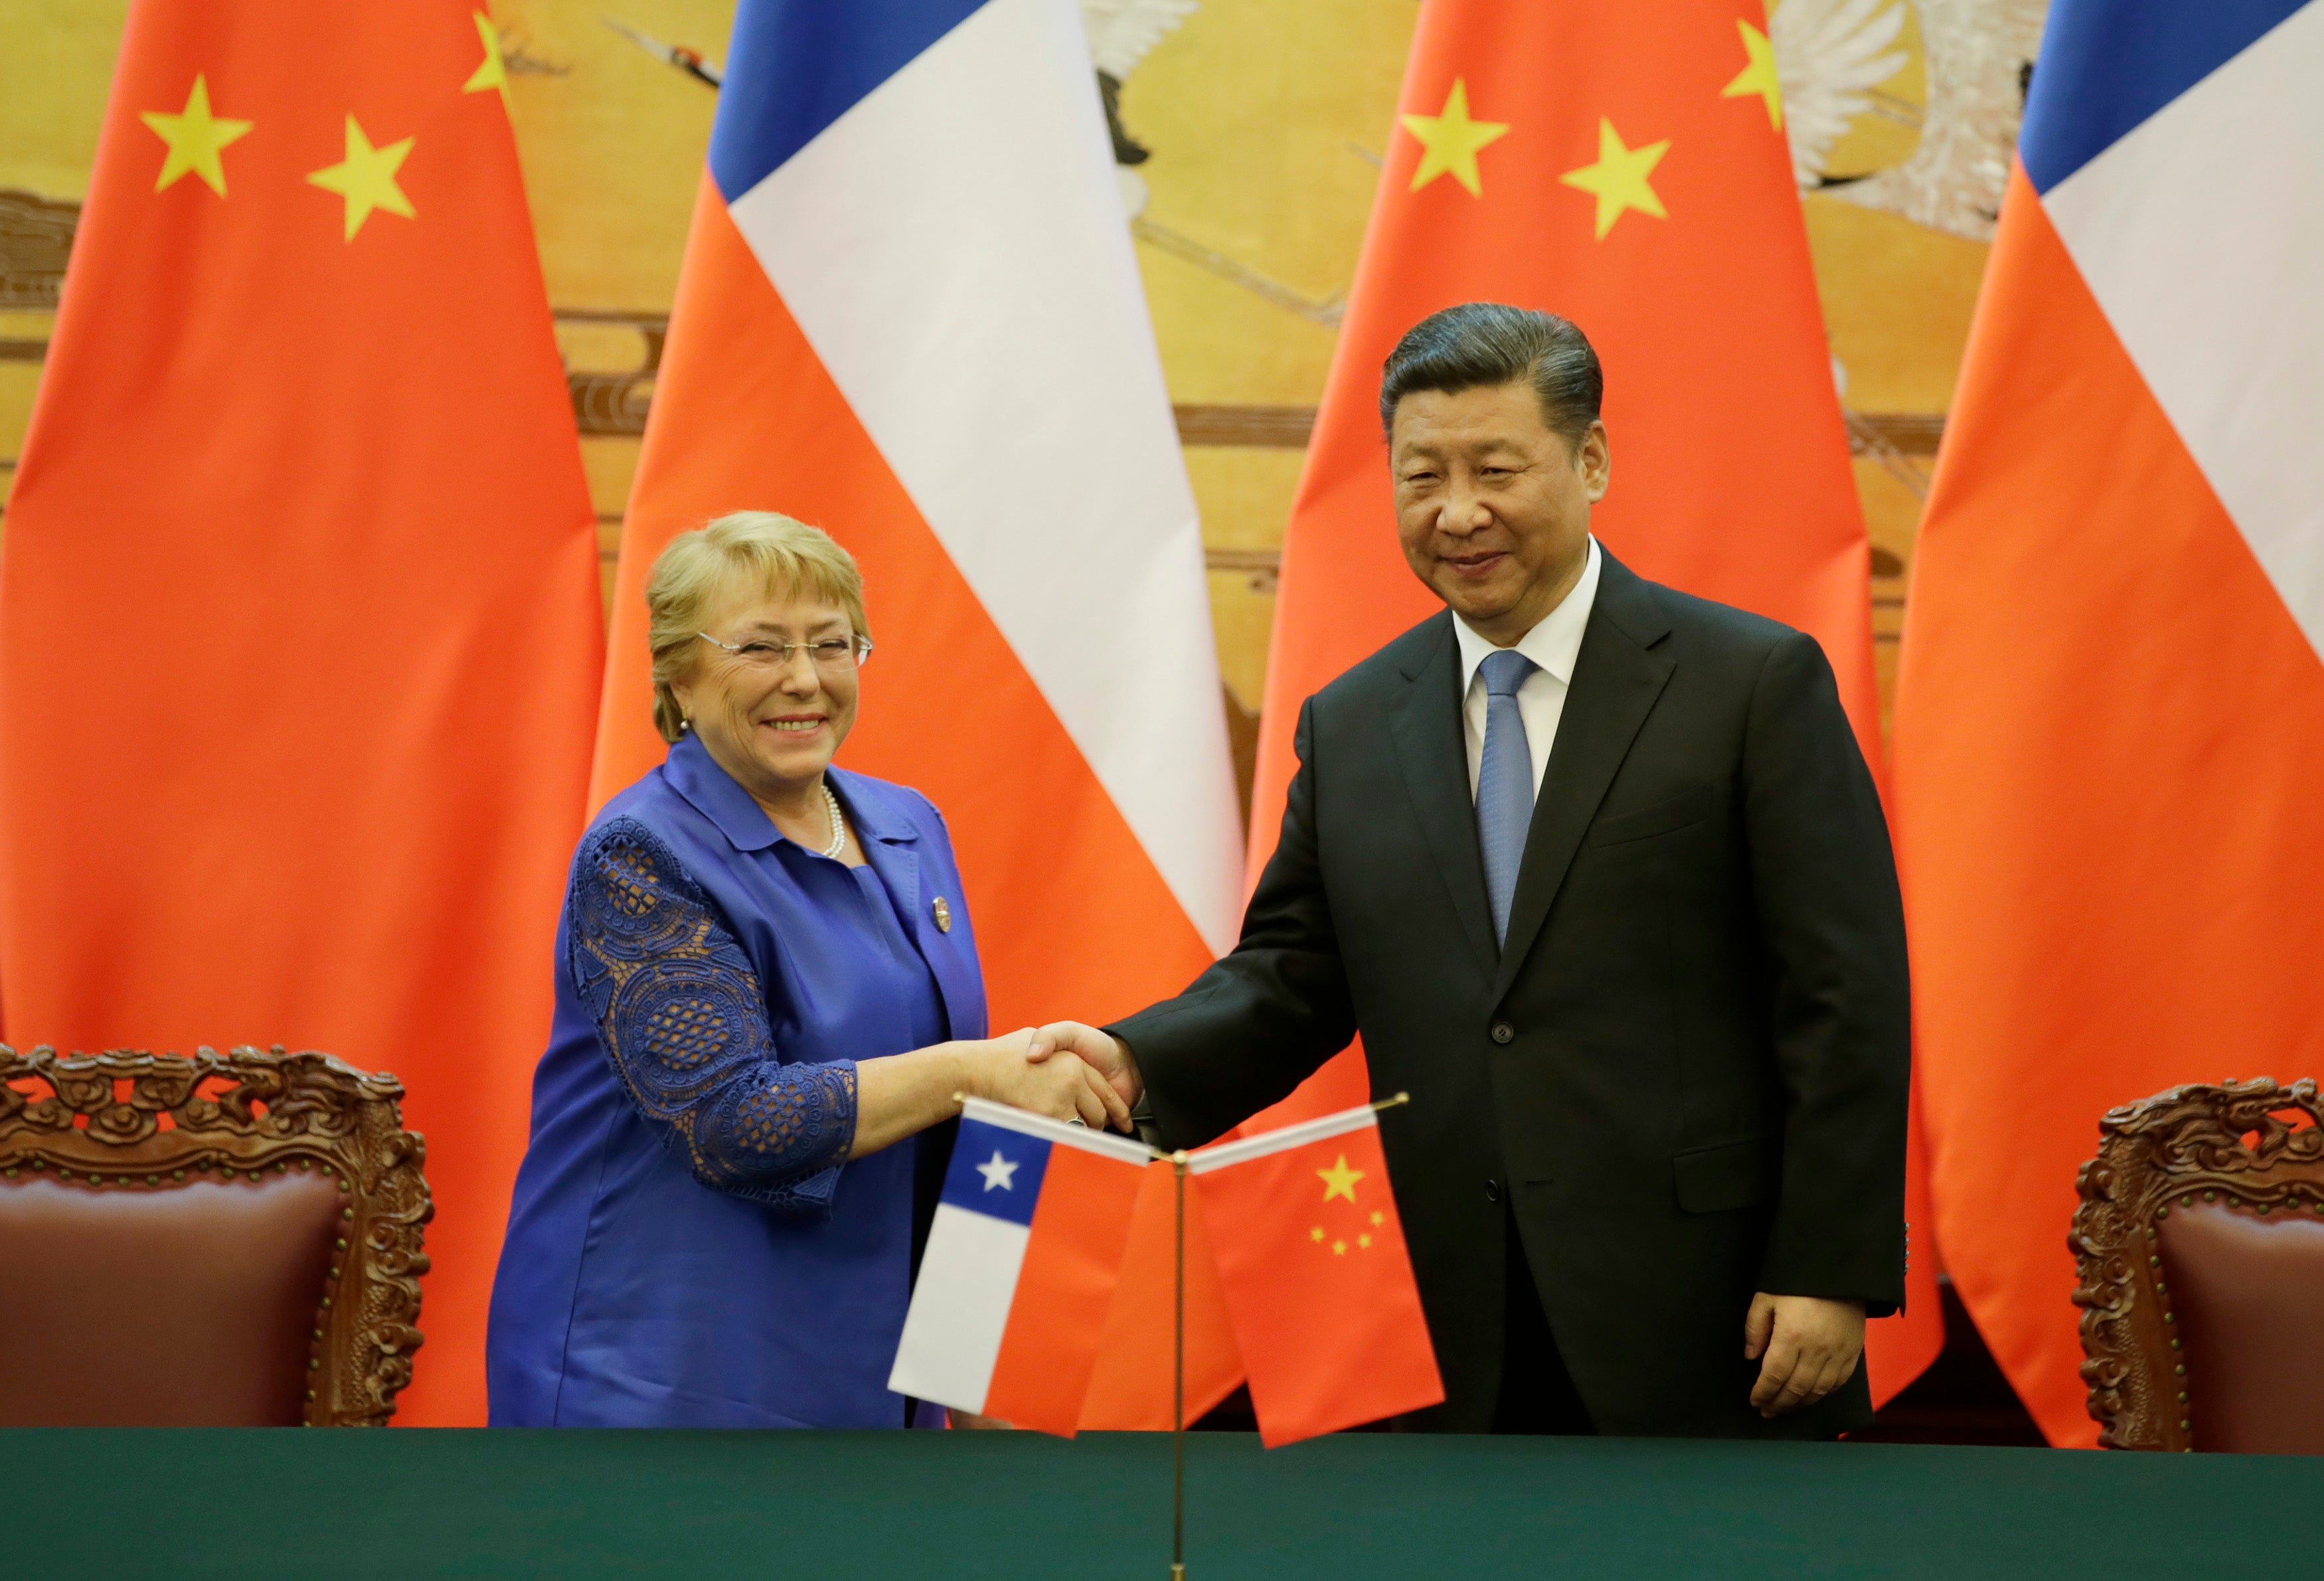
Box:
[564,817,857,1218]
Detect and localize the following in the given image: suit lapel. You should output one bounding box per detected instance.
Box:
[1390,615,1498,978]
[1491,554,1675,1005]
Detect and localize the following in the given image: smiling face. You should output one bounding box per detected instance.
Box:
[670,587,861,807]
[1390,380,1609,645]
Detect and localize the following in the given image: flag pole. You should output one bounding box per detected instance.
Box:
[1171,1147,1189,1581]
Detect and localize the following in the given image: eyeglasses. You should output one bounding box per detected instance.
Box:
[697,631,873,671]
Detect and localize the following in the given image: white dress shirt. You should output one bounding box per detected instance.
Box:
[1453,535,1603,801]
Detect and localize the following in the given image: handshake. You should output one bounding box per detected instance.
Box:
[959,1021,1144,1133]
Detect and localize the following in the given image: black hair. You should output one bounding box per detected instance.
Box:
[1378,301,1604,444]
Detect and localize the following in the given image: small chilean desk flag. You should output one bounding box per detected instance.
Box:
[1189,1105,1442,1446]
[890,1100,1151,1434]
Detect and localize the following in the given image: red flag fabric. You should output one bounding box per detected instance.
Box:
[1188,1106,1442,1446]
[0,1,604,1425]
[1894,96,2324,1446]
[1076,1157,1245,1431]
[1238,0,1941,1404]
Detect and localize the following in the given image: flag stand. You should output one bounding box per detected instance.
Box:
[1170,1148,1189,1581]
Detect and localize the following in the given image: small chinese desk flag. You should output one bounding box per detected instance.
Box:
[890,1099,1151,1434]
[1189,1105,1443,1445]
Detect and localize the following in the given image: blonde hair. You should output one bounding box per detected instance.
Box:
[645,511,870,744]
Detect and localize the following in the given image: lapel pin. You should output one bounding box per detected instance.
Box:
[932,896,952,934]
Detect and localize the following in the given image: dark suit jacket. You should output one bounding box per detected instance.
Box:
[1112,550,1910,1438]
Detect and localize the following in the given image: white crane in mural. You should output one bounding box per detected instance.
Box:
[1773,0,2049,242]
[1770,0,1914,189]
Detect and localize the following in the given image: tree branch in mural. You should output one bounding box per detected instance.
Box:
[600,17,722,88]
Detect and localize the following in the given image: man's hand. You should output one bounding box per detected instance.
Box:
[1027,1021,1143,1122]
[1744,1293,1865,1418]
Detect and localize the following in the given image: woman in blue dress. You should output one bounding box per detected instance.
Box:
[488,511,1128,1428]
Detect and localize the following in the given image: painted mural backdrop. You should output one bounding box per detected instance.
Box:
[2,0,2044,786]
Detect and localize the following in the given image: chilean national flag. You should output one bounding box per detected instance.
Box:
[1894,0,2324,1446]
[889,1099,1151,1434]
[593,0,1243,1034]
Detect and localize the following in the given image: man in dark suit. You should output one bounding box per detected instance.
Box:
[1035,302,1910,1438]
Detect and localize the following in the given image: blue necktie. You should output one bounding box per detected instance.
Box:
[1476,648,1538,948]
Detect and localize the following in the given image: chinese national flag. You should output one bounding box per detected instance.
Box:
[1239,0,1944,1405]
[1189,1108,1442,1446]
[0,1,603,1424]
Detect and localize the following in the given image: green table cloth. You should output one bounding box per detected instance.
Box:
[11,1428,2305,1578]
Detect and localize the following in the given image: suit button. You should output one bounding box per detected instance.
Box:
[1485,1179,1503,1203]
[1490,1022,1515,1044]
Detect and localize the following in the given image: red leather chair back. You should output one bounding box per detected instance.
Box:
[1,1044,431,1425]
[0,1171,344,1425]
[2073,1078,2324,1451]
[2159,1201,2324,1454]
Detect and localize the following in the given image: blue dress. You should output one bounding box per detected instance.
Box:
[486,734,987,1427]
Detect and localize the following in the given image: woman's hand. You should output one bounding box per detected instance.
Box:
[850,1029,1133,1160]
[967,1028,1131,1131]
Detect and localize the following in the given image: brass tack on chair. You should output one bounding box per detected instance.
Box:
[2202,1191,2214,1202]
[173,1170,184,1180]
[146,1175,159,1186]
[335,1238,347,1251]
[2228,1196,2240,1207]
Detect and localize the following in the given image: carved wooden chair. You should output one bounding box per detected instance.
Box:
[0,1044,432,1426]
[2072,1077,2324,1453]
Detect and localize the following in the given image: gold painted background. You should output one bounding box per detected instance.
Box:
[1,1,2025,782]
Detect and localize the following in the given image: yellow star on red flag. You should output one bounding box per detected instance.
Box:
[1317,1152,1366,1203]
[1559,118,1671,240]
[1722,20,1785,129]
[307,116,417,240]
[140,76,253,197]
[464,11,511,108]
[1400,78,1511,197]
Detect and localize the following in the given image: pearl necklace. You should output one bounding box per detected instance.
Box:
[819,781,847,859]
